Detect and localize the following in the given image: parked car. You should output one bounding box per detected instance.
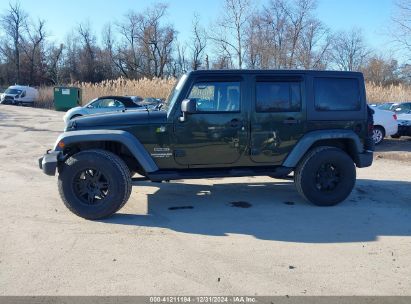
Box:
[392,113,411,138]
[63,96,144,124]
[0,85,39,106]
[376,102,397,111]
[391,102,411,114]
[372,107,398,145]
[39,70,374,220]
[139,97,163,109]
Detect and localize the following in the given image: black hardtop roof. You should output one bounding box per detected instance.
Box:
[188,69,363,77]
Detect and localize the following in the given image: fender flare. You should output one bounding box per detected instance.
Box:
[282,129,363,168]
[54,130,159,173]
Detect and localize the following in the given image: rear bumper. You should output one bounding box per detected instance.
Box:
[384,122,399,136]
[357,151,373,168]
[38,150,62,176]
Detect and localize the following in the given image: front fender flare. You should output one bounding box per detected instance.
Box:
[54,130,158,173]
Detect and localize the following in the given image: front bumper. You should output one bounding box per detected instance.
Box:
[38,150,62,176]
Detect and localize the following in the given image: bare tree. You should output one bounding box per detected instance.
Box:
[361,56,400,86]
[190,14,207,70]
[22,19,46,85]
[391,0,411,55]
[210,0,252,69]
[101,23,117,79]
[331,28,370,71]
[296,18,332,69]
[117,3,176,78]
[77,22,98,81]
[45,43,64,85]
[0,2,28,83]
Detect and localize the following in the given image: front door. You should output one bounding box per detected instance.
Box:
[250,76,305,164]
[173,79,248,166]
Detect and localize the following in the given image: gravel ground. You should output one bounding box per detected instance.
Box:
[0,105,410,295]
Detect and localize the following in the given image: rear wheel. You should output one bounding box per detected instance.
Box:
[58,149,132,219]
[294,146,356,206]
[372,126,385,145]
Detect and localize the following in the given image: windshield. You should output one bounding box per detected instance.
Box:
[164,74,188,116]
[5,88,22,95]
[377,103,394,111]
[85,98,98,107]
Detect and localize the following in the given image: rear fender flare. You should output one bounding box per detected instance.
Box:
[282,129,363,168]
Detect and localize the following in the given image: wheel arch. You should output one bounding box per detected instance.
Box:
[54,130,158,174]
[282,129,363,168]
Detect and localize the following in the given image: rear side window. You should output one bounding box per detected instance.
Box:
[256,82,301,112]
[314,78,360,111]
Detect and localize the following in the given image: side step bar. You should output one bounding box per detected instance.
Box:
[142,166,293,183]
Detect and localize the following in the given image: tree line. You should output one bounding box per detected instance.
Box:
[0,0,410,87]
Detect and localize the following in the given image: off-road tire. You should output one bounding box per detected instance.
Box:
[372,126,385,145]
[58,149,132,219]
[294,146,356,207]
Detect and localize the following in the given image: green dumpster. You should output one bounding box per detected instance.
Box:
[54,87,82,111]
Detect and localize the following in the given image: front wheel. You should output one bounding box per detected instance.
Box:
[294,147,356,207]
[58,149,132,219]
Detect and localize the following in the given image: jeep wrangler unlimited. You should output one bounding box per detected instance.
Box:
[39,70,374,220]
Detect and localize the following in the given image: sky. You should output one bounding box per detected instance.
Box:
[0,0,397,56]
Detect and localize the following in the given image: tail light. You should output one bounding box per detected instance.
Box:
[393,114,397,120]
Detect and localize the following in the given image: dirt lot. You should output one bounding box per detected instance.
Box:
[0,105,410,295]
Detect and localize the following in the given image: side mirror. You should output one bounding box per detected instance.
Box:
[181,99,197,113]
[179,99,197,122]
[395,108,402,112]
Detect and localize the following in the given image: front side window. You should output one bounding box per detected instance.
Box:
[188,82,240,112]
[256,82,301,112]
[314,78,360,111]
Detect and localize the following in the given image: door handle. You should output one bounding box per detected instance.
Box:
[283,118,300,125]
[230,118,242,128]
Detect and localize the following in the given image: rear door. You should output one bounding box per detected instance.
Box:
[250,75,306,164]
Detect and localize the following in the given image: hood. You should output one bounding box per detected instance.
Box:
[66,109,167,131]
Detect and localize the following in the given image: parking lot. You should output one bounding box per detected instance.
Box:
[0,105,410,295]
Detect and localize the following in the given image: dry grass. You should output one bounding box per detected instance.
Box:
[37,77,176,109]
[366,82,411,104]
[36,78,411,109]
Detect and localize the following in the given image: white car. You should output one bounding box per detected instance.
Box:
[0,85,38,106]
[63,95,144,124]
[372,107,398,145]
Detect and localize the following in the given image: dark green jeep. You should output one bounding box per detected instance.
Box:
[39,70,374,219]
